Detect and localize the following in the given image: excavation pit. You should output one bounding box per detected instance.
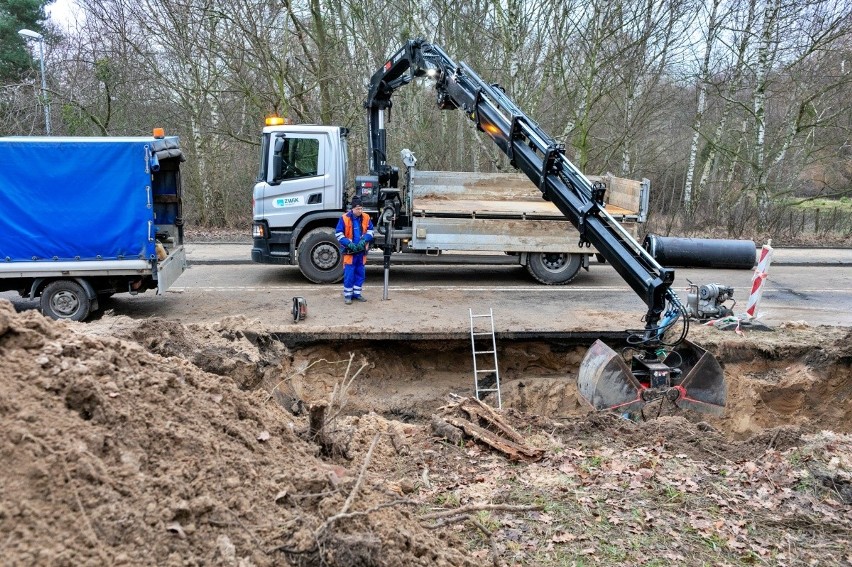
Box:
[71,313,852,440]
[266,330,851,440]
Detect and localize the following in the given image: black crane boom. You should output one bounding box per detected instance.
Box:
[364,39,726,417]
[365,39,675,329]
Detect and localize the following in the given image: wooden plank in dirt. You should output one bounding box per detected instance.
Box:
[442,414,544,462]
[458,397,528,446]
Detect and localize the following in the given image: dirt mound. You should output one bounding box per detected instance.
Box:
[3,300,851,566]
[83,315,289,391]
[0,301,472,566]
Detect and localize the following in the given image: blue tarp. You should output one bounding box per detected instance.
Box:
[0,138,160,262]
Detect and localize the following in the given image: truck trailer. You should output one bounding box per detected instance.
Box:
[0,133,187,321]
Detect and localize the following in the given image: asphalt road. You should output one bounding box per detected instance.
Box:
[3,245,850,335]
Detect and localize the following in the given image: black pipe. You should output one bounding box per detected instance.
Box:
[643,235,756,269]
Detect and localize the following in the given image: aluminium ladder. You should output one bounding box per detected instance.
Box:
[468,308,502,408]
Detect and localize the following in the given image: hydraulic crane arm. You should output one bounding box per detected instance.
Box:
[365,39,726,416]
[365,41,446,185]
[366,39,675,330]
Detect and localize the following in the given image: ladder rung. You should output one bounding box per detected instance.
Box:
[470,308,501,409]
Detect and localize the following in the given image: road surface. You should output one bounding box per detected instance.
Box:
[3,245,850,336]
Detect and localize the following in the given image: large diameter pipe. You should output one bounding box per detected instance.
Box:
[644,235,756,270]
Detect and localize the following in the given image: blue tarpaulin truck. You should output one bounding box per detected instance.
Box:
[0,133,187,321]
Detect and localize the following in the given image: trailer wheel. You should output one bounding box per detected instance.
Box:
[526,252,582,285]
[297,228,343,284]
[41,280,91,321]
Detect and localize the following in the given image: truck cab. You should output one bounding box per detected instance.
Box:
[251,123,349,274]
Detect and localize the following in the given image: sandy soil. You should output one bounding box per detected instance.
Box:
[2,300,850,566]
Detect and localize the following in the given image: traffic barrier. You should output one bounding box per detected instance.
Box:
[745,241,774,318]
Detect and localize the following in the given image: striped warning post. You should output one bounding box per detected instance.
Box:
[745,242,774,318]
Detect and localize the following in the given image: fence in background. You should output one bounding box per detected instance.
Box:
[772,207,852,239]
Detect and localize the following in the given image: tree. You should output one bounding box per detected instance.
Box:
[0,0,52,81]
[683,0,722,219]
[15,0,849,233]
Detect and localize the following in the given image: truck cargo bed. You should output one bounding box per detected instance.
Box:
[0,134,187,320]
[410,171,644,220]
[406,170,647,253]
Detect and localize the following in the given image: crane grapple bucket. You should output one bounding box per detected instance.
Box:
[665,340,727,415]
[577,340,645,413]
[577,339,726,416]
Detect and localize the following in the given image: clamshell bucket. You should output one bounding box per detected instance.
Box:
[665,340,727,415]
[578,339,726,415]
[578,340,645,413]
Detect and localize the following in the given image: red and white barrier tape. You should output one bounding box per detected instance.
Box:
[745,242,773,319]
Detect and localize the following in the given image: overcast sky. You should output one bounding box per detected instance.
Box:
[46,0,82,29]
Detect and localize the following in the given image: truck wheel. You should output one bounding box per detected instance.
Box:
[526,252,582,285]
[297,228,343,284]
[41,280,91,321]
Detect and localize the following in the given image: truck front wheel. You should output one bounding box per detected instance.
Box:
[41,280,92,321]
[526,252,582,285]
[297,228,343,284]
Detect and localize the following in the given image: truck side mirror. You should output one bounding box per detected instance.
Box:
[271,137,285,182]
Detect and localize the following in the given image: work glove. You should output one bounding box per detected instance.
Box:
[354,241,366,253]
[345,242,358,253]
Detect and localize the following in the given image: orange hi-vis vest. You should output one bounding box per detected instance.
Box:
[341,213,370,266]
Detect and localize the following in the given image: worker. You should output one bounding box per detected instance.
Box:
[335,196,374,304]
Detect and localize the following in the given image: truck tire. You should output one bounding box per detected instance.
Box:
[40,280,92,321]
[297,228,343,284]
[526,252,582,285]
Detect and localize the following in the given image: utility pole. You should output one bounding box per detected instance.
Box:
[18,29,51,135]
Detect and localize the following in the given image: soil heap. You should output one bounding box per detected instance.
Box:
[0,301,472,566]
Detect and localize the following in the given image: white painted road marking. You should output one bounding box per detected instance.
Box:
[169,286,852,293]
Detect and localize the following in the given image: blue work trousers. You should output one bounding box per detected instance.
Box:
[343,259,366,299]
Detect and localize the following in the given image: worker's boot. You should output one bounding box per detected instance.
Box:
[344,297,352,305]
[353,296,367,302]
